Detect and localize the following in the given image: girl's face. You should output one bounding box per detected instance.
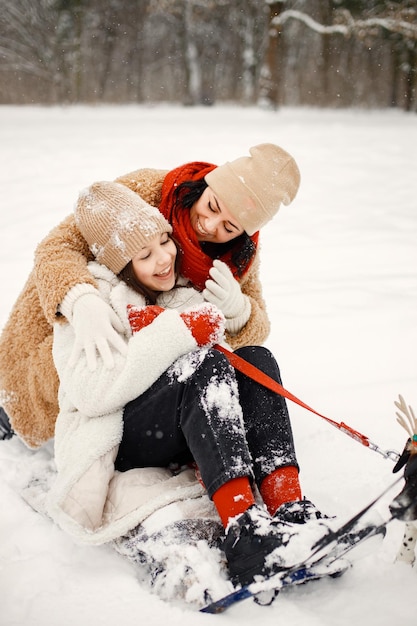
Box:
[131,232,177,292]
[189,186,244,244]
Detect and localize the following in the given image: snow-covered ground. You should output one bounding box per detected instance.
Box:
[0,104,416,625]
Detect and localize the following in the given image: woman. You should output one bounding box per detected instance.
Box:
[0,143,300,449]
[49,180,329,591]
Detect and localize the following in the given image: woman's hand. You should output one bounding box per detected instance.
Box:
[203,260,251,332]
[70,292,128,371]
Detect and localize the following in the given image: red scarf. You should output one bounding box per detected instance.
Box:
[160,161,259,291]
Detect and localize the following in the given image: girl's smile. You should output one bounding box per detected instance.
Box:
[132,233,177,292]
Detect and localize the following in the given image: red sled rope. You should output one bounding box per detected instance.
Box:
[215,344,399,462]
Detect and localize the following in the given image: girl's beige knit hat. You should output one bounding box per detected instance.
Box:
[205,143,300,235]
[75,181,172,274]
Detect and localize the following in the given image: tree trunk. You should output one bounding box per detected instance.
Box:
[257,1,284,108]
[404,44,416,112]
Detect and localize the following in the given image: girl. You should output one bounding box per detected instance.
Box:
[49,180,330,590]
[0,143,300,448]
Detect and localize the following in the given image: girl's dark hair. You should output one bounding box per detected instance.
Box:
[174,178,256,277]
[118,236,182,304]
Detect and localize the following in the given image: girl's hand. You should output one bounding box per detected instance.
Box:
[180,303,225,347]
[127,304,164,333]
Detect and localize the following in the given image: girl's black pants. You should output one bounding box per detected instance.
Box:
[115,346,298,498]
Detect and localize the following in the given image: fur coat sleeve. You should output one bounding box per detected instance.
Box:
[0,271,60,448]
[35,169,168,325]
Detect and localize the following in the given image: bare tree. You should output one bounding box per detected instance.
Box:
[258,1,286,108]
[0,0,63,102]
[270,1,417,109]
[0,0,415,110]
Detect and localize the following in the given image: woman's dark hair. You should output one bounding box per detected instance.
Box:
[174,178,208,210]
[174,178,256,277]
[118,236,182,305]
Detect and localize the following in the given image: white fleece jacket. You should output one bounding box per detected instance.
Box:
[48,261,226,545]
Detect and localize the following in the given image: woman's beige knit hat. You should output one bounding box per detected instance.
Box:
[205,143,300,235]
[75,181,172,274]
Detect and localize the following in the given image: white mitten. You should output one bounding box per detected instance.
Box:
[62,287,128,371]
[203,260,251,334]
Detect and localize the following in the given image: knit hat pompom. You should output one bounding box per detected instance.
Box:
[75,181,172,274]
[204,143,300,235]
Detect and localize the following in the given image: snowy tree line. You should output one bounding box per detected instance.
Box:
[0,0,416,110]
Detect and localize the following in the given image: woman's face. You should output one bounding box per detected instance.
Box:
[131,232,177,292]
[189,186,244,244]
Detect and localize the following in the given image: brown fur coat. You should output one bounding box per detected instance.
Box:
[0,168,270,448]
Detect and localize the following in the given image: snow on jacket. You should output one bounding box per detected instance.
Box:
[0,167,269,449]
[48,261,224,544]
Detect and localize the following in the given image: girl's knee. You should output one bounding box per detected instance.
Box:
[235,345,275,363]
[234,345,281,379]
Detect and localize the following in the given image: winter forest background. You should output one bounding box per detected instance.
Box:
[1,0,416,111]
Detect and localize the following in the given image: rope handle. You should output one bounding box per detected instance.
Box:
[215,344,378,453]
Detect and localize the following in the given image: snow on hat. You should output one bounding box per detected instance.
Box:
[75,181,172,274]
[204,143,300,236]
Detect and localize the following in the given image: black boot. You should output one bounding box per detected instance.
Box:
[0,407,14,441]
[274,498,386,555]
[222,504,293,587]
[274,498,332,524]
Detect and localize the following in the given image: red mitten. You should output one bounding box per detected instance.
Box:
[180,303,225,347]
[127,305,164,334]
